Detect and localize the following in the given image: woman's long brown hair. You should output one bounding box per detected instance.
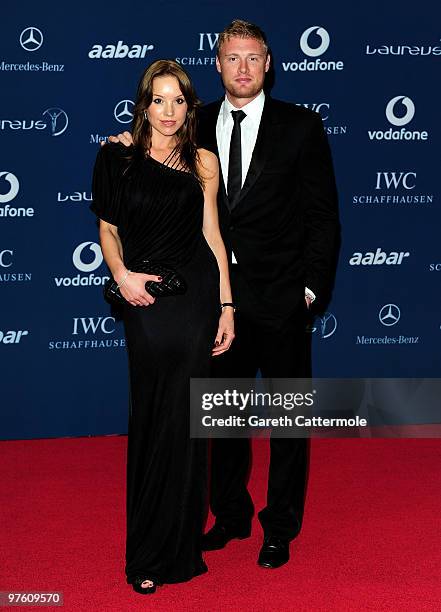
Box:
[131,59,202,183]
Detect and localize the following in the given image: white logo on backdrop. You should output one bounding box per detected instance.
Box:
[114,100,134,124]
[299,26,330,57]
[197,33,219,51]
[0,250,13,267]
[0,172,20,203]
[385,96,415,127]
[41,108,69,136]
[20,27,43,52]
[72,242,103,273]
[307,312,338,339]
[379,304,401,327]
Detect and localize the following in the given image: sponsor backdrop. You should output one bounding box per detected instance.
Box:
[1,1,439,439]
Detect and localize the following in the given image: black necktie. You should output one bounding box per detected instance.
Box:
[227,109,246,204]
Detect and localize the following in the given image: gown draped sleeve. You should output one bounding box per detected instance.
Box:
[90,143,128,227]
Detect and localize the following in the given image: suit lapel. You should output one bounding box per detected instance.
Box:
[200,100,230,209]
[230,97,273,211]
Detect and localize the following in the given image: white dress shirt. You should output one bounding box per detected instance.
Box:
[215,91,315,303]
[216,90,265,190]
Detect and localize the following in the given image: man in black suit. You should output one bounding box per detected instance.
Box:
[198,20,339,569]
[109,19,339,569]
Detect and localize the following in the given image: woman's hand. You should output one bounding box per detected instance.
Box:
[116,271,162,307]
[105,132,133,147]
[212,308,235,356]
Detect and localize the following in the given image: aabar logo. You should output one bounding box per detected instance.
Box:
[88,41,154,59]
[349,248,410,266]
[0,328,29,344]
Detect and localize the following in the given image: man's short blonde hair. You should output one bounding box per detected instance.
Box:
[217,19,269,56]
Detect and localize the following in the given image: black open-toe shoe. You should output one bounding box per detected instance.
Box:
[131,576,162,595]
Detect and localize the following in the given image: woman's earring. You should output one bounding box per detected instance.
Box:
[143,110,148,120]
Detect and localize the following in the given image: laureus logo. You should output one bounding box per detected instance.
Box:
[307,312,337,339]
[42,108,69,136]
[282,26,343,72]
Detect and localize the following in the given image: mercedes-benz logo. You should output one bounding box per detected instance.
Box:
[42,108,69,136]
[20,27,44,52]
[379,304,401,327]
[114,100,134,124]
[307,312,337,339]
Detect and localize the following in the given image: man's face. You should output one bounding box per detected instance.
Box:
[216,36,270,105]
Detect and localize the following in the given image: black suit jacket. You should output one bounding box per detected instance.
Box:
[198,97,339,327]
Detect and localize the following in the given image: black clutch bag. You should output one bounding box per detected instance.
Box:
[104,260,187,305]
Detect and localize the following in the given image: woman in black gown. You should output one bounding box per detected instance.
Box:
[91,60,234,595]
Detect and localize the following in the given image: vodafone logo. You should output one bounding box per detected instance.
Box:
[299,26,330,57]
[54,241,108,288]
[72,241,103,272]
[282,26,343,73]
[0,172,20,203]
[368,95,428,141]
[385,96,415,127]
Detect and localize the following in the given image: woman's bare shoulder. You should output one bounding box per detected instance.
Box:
[197,148,218,178]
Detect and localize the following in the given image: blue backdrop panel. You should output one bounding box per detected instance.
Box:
[1,0,439,439]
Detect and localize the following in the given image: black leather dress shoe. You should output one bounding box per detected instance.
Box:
[201,523,251,551]
[257,536,290,568]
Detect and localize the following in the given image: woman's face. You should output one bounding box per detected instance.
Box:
[145,75,188,140]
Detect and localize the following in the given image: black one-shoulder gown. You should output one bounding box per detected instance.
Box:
[91,144,219,585]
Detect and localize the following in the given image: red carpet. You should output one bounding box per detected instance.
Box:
[1,437,440,611]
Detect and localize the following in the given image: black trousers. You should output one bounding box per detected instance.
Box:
[210,305,311,541]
